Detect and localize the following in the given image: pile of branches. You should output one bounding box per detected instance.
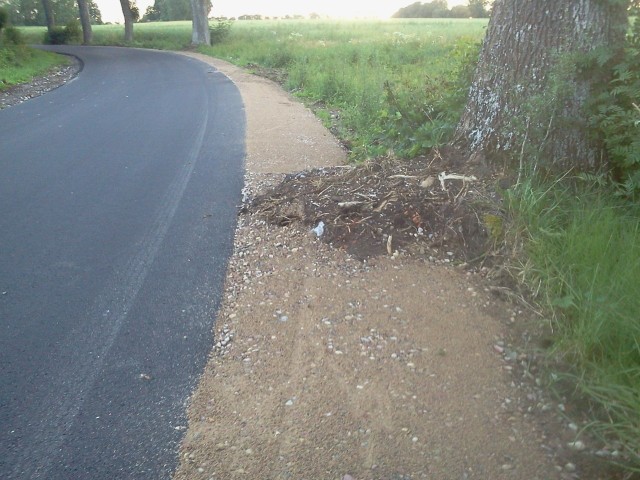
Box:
[249,153,505,262]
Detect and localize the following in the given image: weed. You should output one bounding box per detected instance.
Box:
[209,18,232,45]
[505,174,640,471]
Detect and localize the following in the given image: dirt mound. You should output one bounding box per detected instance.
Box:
[250,150,505,262]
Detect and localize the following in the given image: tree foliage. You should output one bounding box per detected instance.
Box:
[468,0,490,18]
[141,0,210,22]
[0,6,8,31]
[590,16,640,196]
[392,0,489,18]
[0,0,102,26]
[392,1,449,18]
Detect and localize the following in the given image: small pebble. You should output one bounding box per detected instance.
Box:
[567,440,586,451]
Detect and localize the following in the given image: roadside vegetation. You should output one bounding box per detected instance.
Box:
[8,15,640,473]
[0,7,68,90]
[17,21,195,49]
[201,19,486,159]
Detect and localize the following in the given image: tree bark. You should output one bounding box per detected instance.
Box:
[190,0,210,45]
[455,0,628,171]
[119,0,135,43]
[41,0,55,32]
[77,0,93,45]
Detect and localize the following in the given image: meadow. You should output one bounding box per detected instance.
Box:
[10,18,640,472]
[201,19,485,159]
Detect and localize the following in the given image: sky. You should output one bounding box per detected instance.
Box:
[96,0,468,24]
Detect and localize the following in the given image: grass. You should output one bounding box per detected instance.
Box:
[17,21,195,49]
[0,45,68,90]
[507,176,640,470]
[199,19,486,159]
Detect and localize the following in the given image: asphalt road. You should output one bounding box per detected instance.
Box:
[0,46,245,479]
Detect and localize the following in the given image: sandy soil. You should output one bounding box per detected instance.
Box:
[171,54,598,480]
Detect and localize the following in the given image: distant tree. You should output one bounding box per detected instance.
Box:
[4,0,45,25]
[392,2,422,18]
[130,1,140,21]
[89,0,101,23]
[430,0,449,17]
[450,5,471,17]
[142,0,196,21]
[467,0,489,18]
[392,1,450,18]
[3,0,101,26]
[141,4,160,21]
[0,6,8,33]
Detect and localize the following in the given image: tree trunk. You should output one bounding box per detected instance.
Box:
[455,0,628,171]
[77,0,93,45]
[190,0,210,45]
[41,0,55,32]
[119,0,134,43]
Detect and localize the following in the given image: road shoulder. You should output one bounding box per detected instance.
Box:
[173,54,577,479]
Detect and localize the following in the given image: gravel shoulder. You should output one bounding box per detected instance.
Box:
[172,54,589,480]
[0,56,81,109]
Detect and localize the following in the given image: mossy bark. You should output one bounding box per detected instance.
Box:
[455,0,628,171]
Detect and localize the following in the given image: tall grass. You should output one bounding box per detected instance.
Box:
[199,19,486,159]
[18,21,195,49]
[0,45,68,90]
[507,176,640,470]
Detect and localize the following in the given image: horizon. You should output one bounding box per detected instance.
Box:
[95,0,469,24]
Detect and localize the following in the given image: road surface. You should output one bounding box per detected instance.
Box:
[0,46,245,479]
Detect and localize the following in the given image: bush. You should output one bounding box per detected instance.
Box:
[590,18,640,198]
[44,27,68,45]
[0,7,8,33]
[64,19,81,42]
[209,18,232,45]
[3,26,24,45]
[44,19,82,45]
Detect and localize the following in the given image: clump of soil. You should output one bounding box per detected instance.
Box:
[250,148,505,262]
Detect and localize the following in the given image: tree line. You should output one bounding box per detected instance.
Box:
[0,0,102,26]
[0,0,209,26]
[392,0,490,19]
